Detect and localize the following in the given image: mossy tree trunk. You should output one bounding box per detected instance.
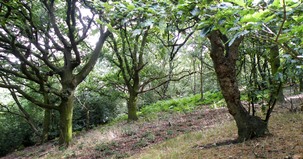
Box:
[208,30,268,141]
[269,44,284,102]
[58,88,75,147]
[127,92,139,121]
[126,65,140,121]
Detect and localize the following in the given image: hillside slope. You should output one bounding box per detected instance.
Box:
[2,95,303,159]
[3,107,232,159]
[130,111,303,159]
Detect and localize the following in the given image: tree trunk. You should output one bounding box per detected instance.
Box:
[42,109,51,143]
[300,77,303,92]
[269,45,284,102]
[193,58,197,94]
[42,92,51,143]
[127,93,138,121]
[58,90,74,147]
[86,108,90,131]
[208,30,268,141]
[199,53,204,100]
[161,61,174,99]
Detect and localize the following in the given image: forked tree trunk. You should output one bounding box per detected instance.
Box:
[58,90,75,147]
[208,30,268,141]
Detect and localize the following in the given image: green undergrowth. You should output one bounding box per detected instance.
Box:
[112,91,224,123]
[140,91,224,115]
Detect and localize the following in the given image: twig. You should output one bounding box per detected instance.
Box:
[275,0,286,42]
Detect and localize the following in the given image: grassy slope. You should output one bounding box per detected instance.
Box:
[129,112,303,159]
[3,93,303,159]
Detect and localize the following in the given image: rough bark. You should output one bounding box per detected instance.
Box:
[127,93,139,121]
[208,30,268,141]
[58,90,74,147]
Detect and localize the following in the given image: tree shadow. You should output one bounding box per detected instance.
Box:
[193,139,239,149]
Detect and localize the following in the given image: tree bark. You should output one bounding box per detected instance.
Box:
[42,91,51,143]
[299,77,303,92]
[58,90,74,147]
[269,45,284,102]
[193,58,197,94]
[42,109,51,143]
[161,60,174,99]
[208,30,268,141]
[127,92,138,121]
[199,51,204,100]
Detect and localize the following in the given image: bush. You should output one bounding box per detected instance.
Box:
[73,89,124,131]
[0,114,35,157]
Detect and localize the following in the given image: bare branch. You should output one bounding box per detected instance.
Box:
[139,71,197,94]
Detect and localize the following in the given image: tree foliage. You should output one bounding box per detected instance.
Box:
[0,0,302,156]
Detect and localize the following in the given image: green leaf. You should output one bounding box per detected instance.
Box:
[158,20,166,34]
[127,4,136,11]
[200,25,214,37]
[226,0,246,7]
[106,24,116,33]
[143,19,154,27]
[96,19,104,25]
[102,2,113,12]
[190,8,200,16]
[228,30,249,46]
[132,29,141,36]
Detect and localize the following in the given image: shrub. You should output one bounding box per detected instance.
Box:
[139,91,224,116]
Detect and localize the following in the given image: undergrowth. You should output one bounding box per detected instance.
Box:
[113,91,224,123]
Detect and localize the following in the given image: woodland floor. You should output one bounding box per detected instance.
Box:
[2,94,303,159]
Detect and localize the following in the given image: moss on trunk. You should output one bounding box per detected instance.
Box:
[269,44,284,102]
[58,92,74,147]
[127,93,138,121]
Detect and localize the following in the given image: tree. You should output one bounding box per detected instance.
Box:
[174,0,302,140]
[208,30,268,140]
[201,0,303,140]
[0,0,109,147]
[103,1,195,121]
